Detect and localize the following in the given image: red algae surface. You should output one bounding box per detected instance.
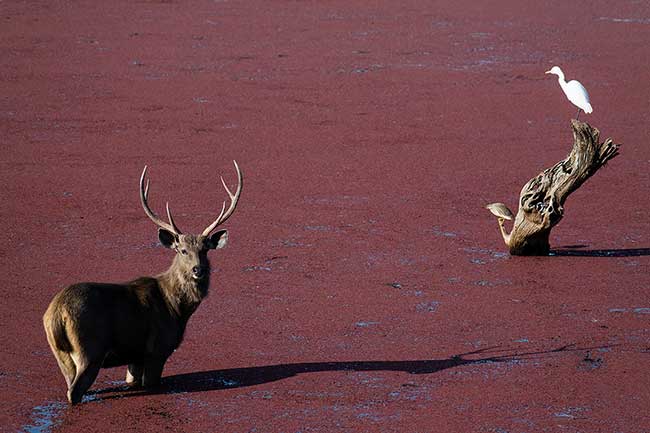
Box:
[2,1,650,432]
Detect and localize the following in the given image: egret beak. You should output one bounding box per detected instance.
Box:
[544,70,552,74]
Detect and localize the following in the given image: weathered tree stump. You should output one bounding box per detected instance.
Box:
[486,120,620,256]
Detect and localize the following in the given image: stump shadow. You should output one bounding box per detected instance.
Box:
[550,247,650,257]
[92,343,605,399]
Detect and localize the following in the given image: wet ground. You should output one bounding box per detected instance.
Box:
[2,0,650,432]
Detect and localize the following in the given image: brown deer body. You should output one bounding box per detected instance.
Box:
[43,162,242,404]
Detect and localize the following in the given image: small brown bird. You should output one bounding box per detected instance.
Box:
[485,202,514,246]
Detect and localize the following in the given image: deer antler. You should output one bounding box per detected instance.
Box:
[201,160,243,236]
[139,166,182,235]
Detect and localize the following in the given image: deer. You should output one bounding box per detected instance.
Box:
[43,161,242,404]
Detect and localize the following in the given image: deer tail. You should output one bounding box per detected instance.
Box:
[45,304,73,353]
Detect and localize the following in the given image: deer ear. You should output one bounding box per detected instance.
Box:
[206,230,228,250]
[158,228,178,249]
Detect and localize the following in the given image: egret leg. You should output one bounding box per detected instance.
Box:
[576,109,581,120]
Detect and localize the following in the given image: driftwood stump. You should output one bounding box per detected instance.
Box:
[487,120,619,256]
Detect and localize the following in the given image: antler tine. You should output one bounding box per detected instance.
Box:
[201,160,243,236]
[165,202,182,234]
[220,176,234,198]
[139,166,182,235]
[214,201,227,227]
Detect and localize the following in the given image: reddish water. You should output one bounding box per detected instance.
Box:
[2,0,650,431]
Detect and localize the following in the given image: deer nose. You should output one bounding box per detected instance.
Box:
[192,266,204,278]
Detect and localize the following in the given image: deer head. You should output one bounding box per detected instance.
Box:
[139,161,243,282]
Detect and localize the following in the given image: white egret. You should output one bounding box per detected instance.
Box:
[545,66,593,119]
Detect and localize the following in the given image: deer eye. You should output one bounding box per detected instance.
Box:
[180,249,188,255]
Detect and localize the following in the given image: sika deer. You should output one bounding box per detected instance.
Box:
[43,161,242,404]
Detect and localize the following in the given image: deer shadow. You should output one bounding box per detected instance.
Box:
[91,343,605,399]
[550,246,650,257]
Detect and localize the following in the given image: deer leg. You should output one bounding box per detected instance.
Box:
[67,353,102,405]
[142,357,166,387]
[49,348,76,390]
[44,322,77,390]
[125,363,143,387]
